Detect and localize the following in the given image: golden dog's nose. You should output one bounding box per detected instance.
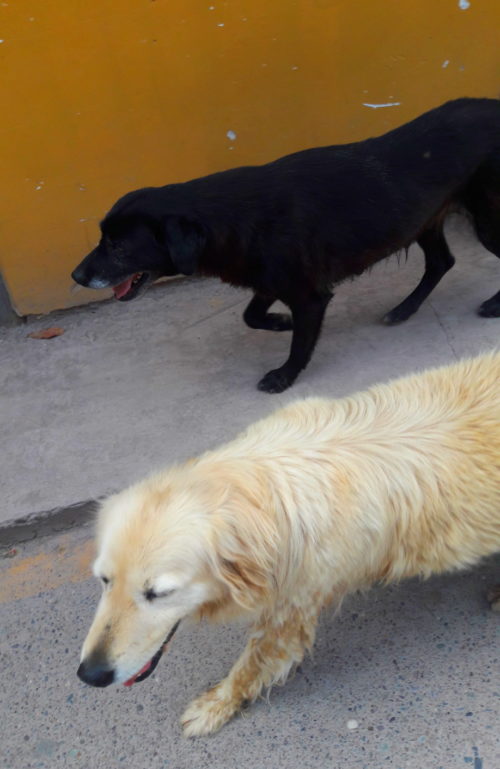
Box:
[77,659,115,688]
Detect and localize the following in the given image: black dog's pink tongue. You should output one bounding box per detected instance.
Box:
[123,659,152,687]
[113,277,134,299]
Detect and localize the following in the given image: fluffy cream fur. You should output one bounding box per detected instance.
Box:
[80,352,500,736]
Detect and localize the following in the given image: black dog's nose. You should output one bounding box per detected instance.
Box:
[71,266,87,286]
[77,660,115,687]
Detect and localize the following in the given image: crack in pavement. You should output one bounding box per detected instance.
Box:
[428,300,459,360]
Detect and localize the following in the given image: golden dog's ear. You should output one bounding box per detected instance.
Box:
[217,548,270,609]
[211,496,277,610]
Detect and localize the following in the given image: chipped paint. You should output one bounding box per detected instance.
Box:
[226,129,237,141]
[458,0,470,9]
[363,102,401,109]
[442,59,450,68]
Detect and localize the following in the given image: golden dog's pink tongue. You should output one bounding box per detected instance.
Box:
[113,277,134,299]
[123,659,152,687]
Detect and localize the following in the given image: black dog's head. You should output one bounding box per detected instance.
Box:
[71,188,206,301]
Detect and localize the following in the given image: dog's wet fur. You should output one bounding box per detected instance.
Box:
[72,98,500,392]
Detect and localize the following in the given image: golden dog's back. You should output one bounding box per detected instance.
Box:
[218,351,500,586]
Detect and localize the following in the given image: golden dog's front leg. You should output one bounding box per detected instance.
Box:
[181,607,318,737]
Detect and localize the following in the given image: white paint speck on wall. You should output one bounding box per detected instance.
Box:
[226,130,237,141]
[458,0,470,9]
[442,60,450,68]
[363,102,401,109]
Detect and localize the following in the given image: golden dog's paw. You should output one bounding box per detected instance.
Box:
[486,584,500,612]
[181,687,239,737]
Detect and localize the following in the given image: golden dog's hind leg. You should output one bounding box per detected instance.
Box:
[181,606,319,737]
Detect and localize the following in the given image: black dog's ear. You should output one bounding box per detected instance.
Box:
[164,216,206,275]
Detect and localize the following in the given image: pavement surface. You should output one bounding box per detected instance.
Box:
[1,524,499,769]
[0,215,499,768]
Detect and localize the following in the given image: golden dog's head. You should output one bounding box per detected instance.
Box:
[77,462,277,688]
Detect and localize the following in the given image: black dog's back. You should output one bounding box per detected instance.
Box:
[252,98,500,276]
[72,98,500,392]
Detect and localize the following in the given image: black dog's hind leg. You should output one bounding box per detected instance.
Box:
[383,228,455,325]
[257,291,332,394]
[243,293,293,331]
[478,288,500,317]
[474,217,500,317]
[464,158,500,317]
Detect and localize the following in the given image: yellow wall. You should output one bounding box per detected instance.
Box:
[1,0,499,315]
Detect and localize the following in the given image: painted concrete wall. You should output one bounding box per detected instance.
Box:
[1,0,499,315]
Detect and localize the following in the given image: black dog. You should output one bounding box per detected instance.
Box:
[72,98,500,393]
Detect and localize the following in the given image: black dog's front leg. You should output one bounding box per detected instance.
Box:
[257,292,332,393]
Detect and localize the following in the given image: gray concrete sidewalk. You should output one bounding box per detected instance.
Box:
[1,216,498,532]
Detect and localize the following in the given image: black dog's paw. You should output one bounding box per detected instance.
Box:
[382,305,414,325]
[257,368,295,393]
[265,313,294,331]
[486,584,500,612]
[477,298,500,318]
[244,313,293,332]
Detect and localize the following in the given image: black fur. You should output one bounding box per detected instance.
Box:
[72,98,500,393]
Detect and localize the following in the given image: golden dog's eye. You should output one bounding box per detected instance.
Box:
[144,588,175,602]
[101,576,110,586]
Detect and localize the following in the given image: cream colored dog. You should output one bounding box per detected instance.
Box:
[78,352,500,736]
